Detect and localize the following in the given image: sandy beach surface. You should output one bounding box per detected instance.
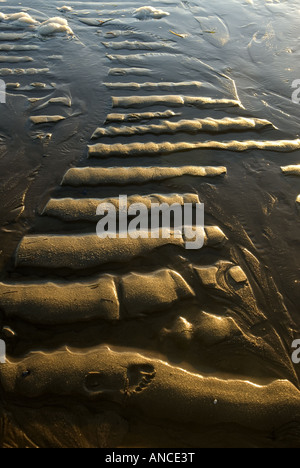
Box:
[0,0,300,448]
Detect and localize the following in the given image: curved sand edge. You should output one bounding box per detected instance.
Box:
[1,347,300,434]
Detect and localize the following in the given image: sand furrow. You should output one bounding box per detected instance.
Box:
[0,269,193,324]
[121,269,194,317]
[15,233,185,269]
[109,67,152,76]
[0,44,39,51]
[15,227,226,270]
[0,56,33,63]
[105,110,180,123]
[0,276,119,323]
[104,81,203,90]
[102,41,176,51]
[30,115,66,124]
[62,166,227,186]
[43,194,200,221]
[88,139,300,157]
[92,117,273,139]
[112,95,241,109]
[281,165,300,176]
[0,32,32,41]
[0,68,49,76]
[107,53,183,63]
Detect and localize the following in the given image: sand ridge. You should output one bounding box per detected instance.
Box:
[0,0,300,448]
[2,346,300,434]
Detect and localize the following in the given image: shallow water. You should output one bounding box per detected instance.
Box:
[0,0,299,448]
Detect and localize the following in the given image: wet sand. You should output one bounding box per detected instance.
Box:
[0,0,300,448]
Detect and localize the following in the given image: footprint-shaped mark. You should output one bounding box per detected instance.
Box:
[126,363,156,395]
[85,372,105,391]
[84,371,125,402]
